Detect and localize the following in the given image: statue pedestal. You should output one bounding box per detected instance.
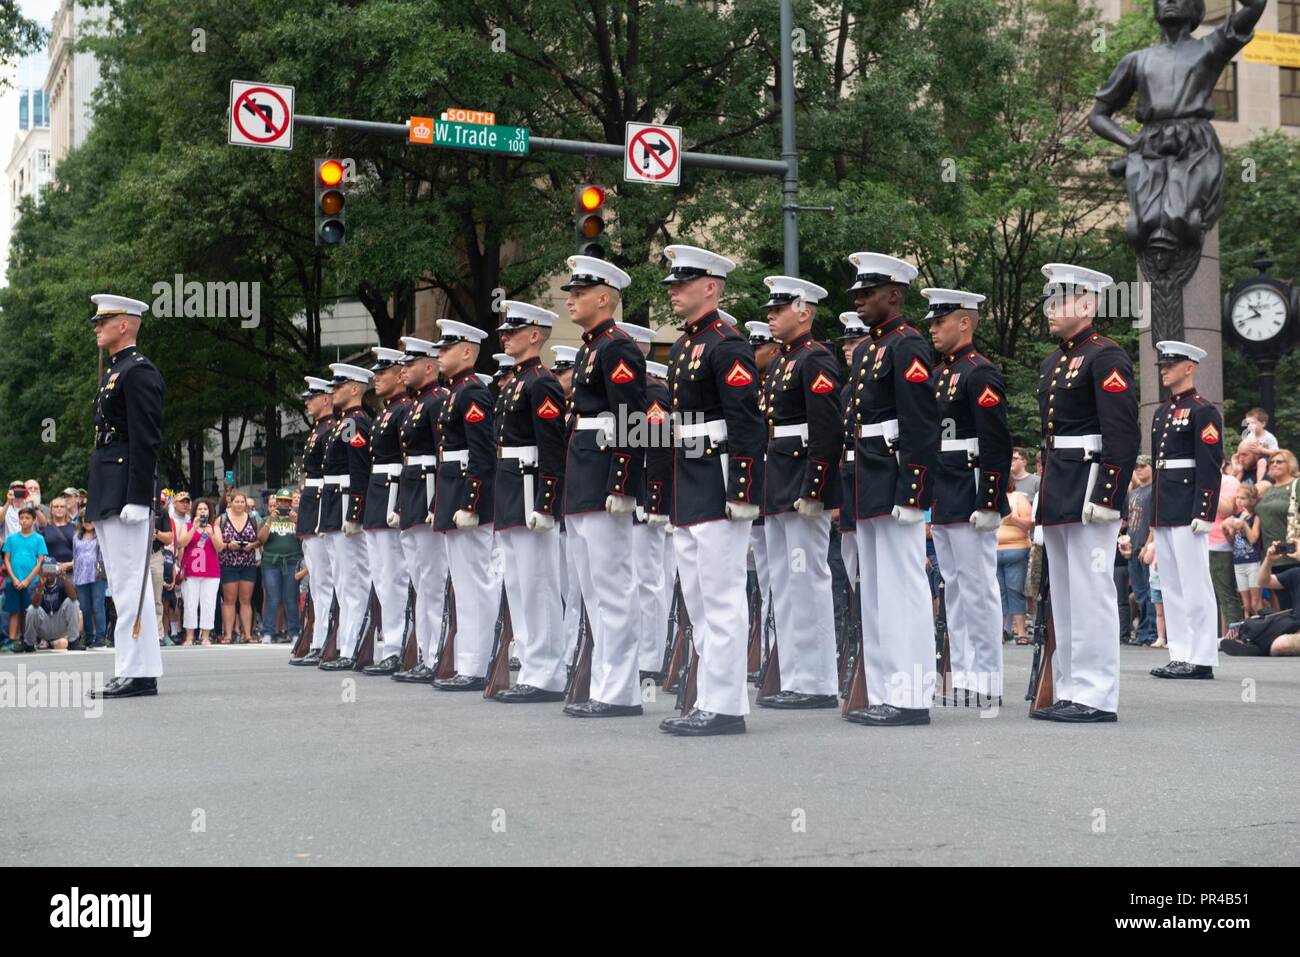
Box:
[1137,225,1224,452]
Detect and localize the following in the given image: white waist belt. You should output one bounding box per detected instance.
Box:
[941,438,980,454]
[1051,434,1102,453]
[858,419,900,441]
[575,414,615,432]
[500,445,539,466]
[1157,458,1196,469]
[405,454,436,467]
[372,463,403,477]
[772,423,808,440]
[844,450,855,463]
[677,419,728,442]
[304,478,323,489]
[442,450,469,465]
[324,474,349,489]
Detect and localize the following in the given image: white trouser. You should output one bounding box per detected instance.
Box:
[566,511,639,707]
[931,523,1004,697]
[97,516,163,678]
[329,530,371,658]
[765,511,838,696]
[856,516,933,709]
[499,525,566,692]
[633,522,669,672]
[365,528,410,659]
[445,523,496,676]
[400,528,448,661]
[301,535,336,650]
[1152,525,1218,668]
[675,518,753,716]
[840,528,858,584]
[181,576,220,631]
[1043,521,1121,713]
[749,524,771,602]
[561,528,584,662]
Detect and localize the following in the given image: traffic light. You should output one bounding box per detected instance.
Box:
[574,183,606,258]
[315,158,346,246]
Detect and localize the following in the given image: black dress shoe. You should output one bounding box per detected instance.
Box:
[1045,701,1117,723]
[639,670,664,684]
[508,657,521,671]
[290,648,322,666]
[433,674,486,691]
[563,699,643,717]
[1029,699,1073,720]
[89,676,158,699]
[846,703,930,726]
[318,656,354,671]
[756,690,839,710]
[493,683,566,703]
[68,638,88,651]
[1151,660,1213,679]
[658,708,745,736]
[392,662,437,682]
[1220,637,1262,657]
[362,654,401,675]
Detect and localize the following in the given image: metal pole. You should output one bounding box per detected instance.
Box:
[779,0,799,275]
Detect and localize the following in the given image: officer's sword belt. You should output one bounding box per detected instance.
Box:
[500,445,539,516]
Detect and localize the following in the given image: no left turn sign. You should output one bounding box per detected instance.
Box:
[229,80,295,150]
[624,122,681,187]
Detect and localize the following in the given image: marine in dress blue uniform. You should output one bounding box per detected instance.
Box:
[290,376,337,665]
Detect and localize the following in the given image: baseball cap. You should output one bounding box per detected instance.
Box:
[1136,454,1152,466]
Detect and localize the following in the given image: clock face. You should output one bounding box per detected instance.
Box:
[1231,285,1289,342]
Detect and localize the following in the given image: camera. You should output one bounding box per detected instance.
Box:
[1272,540,1296,556]
[13,487,27,499]
[198,515,210,527]
[41,559,59,575]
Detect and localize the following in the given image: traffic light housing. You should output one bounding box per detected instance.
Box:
[574,183,606,258]
[315,158,347,246]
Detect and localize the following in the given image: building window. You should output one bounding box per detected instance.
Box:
[36,150,50,173]
[1213,62,1238,121]
[1280,0,1299,33]
[1204,0,1235,23]
[1283,68,1300,126]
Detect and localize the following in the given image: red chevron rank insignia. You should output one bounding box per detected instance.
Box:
[609,360,635,384]
[1101,369,1129,392]
[976,386,1001,407]
[1201,423,1220,444]
[349,432,367,448]
[536,397,562,420]
[465,402,486,423]
[810,371,835,394]
[725,360,754,387]
[904,358,929,382]
[647,400,667,424]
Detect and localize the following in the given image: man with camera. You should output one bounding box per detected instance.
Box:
[1216,539,1300,658]
[24,559,81,651]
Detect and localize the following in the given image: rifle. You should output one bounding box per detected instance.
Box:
[433,574,457,679]
[660,573,681,680]
[835,570,857,686]
[292,592,314,659]
[320,594,341,662]
[564,600,593,705]
[483,587,514,698]
[840,576,867,715]
[674,598,697,713]
[1026,545,1056,712]
[935,579,953,706]
[351,586,380,670]
[745,575,762,678]
[661,577,686,694]
[755,589,779,694]
[398,585,419,672]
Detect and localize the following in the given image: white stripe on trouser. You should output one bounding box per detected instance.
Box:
[931,523,1004,697]
[1152,525,1218,668]
[365,528,410,658]
[675,518,752,716]
[301,535,336,650]
[840,529,858,584]
[329,530,371,658]
[632,522,669,672]
[749,525,771,600]
[856,516,932,709]
[399,528,448,660]
[445,523,496,676]
[566,511,640,707]
[499,525,567,692]
[765,511,838,696]
[560,528,584,662]
[96,516,163,678]
[1043,522,1121,712]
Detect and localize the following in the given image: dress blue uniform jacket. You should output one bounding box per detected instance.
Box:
[928,344,1013,525]
[493,356,567,530]
[87,346,164,522]
[761,332,843,514]
[434,370,495,531]
[1150,388,1223,527]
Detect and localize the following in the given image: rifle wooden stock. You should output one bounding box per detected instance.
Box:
[757,636,781,698]
[433,577,457,680]
[564,603,594,705]
[484,589,514,698]
[399,587,419,671]
[746,586,762,673]
[680,642,698,711]
[1026,545,1056,712]
[292,593,313,659]
[319,596,340,662]
[937,632,952,704]
[841,633,867,716]
[351,588,380,670]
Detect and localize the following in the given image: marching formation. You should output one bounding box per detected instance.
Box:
[83,248,1225,735]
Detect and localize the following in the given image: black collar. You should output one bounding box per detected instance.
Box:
[780,332,812,354]
[870,315,906,340]
[1059,326,1094,352]
[943,343,977,366]
[683,310,720,338]
[583,319,617,343]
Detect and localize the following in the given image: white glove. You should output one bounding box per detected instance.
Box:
[646,513,670,528]
[969,509,1001,533]
[725,501,760,522]
[1032,525,1044,546]
[1082,502,1121,525]
[794,498,824,520]
[453,509,479,529]
[119,503,150,524]
[1190,518,1213,535]
[425,512,436,526]
[605,494,637,516]
[343,520,363,536]
[526,511,555,532]
[891,505,925,525]
[386,511,401,529]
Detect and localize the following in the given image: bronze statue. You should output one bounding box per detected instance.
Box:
[1089,0,1267,341]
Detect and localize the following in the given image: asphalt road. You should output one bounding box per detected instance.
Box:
[3,643,1296,866]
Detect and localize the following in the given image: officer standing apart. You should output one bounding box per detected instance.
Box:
[1033,264,1139,723]
[836,312,869,585]
[922,288,1013,706]
[431,320,497,690]
[756,276,843,711]
[844,253,939,727]
[392,337,450,683]
[318,363,374,672]
[559,256,647,717]
[360,347,414,674]
[290,376,337,665]
[1147,341,1223,681]
[491,302,570,702]
[87,294,164,699]
[658,245,765,737]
